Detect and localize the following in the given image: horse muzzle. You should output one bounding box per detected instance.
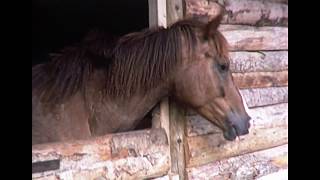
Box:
[223,113,251,141]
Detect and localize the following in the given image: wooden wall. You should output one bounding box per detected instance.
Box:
[32,129,170,179]
[182,0,288,179]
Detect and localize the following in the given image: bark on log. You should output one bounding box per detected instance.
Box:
[186,126,288,167]
[258,169,288,180]
[186,87,288,116]
[168,100,188,179]
[152,175,171,180]
[240,86,288,108]
[187,103,288,137]
[268,0,288,4]
[185,0,288,26]
[230,51,288,73]
[220,25,288,51]
[187,144,288,180]
[233,71,288,89]
[223,0,288,26]
[32,129,170,179]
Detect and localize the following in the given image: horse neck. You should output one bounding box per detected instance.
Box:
[84,69,170,135]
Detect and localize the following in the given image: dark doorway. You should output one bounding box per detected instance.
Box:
[32,0,149,66]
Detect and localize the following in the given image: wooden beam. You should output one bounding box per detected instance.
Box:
[187,144,288,179]
[230,51,288,73]
[186,126,288,167]
[169,100,187,179]
[219,25,288,51]
[240,86,288,108]
[187,103,288,137]
[166,0,184,26]
[148,1,171,177]
[233,71,288,89]
[149,0,187,179]
[186,86,288,116]
[32,129,170,179]
[149,0,167,28]
[185,0,288,26]
[166,0,187,179]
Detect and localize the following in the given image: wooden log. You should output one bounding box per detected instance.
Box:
[148,0,170,136]
[248,103,288,129]
[240,86,288,108]
[166,1,189,180]
[233,71,288,89]
[149,0,167,28]
[151,175,171,180]
[185,0,288,26]
[258,169,288,180]
[32,129,170,179]
[230,51,288,73]
[186,126,288,167]
[187,144,288,180]
[168,100,188,180]
[185,0,222,20]
[268,0,288,4]
[187,103,288,137]
[220,25,288,51]
[186,86,288,116]
[223,0,288,26]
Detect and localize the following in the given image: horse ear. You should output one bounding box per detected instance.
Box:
[204,13,223,40]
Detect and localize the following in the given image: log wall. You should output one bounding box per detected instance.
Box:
[183,0,288,179]
[32,129,170,180]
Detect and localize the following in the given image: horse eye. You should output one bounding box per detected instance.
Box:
[220,64,228,71]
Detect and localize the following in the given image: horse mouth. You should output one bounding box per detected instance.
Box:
[223,126,238,141]
[223,123,250,141]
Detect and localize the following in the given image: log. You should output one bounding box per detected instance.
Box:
[185,0,288,26]
[223,0,288,26]
[148,0,167,28]
[187,103,288,137]
[152,175,170,180]
[268,0,288,4]
[168,101,188,179]
[187,144,288,180]
[185,0,222,20]
[233,71,288,89]
[230,51,288,73]
[166,1,189,180]
[186,126,288,167]
[220,25,288,51]
[258,169,288,180]
[186,86,288,115]
[240,86,288,108]
[32,129,170,179]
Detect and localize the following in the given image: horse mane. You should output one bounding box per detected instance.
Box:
[32,18,228,103]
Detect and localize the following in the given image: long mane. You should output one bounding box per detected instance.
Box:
[32,19,227,103]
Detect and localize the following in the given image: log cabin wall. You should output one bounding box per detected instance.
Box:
[182,0,288,179]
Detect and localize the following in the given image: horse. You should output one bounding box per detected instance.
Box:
[32,14,251,145]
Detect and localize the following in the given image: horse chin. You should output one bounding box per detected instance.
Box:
[223,127,237,141]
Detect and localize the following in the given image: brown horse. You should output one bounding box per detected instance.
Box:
[32,14,251,145]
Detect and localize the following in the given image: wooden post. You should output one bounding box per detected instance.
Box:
[149,0,187,179]
[169,100,188,179]
[148,0,167,28]
[167,1,187,180]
